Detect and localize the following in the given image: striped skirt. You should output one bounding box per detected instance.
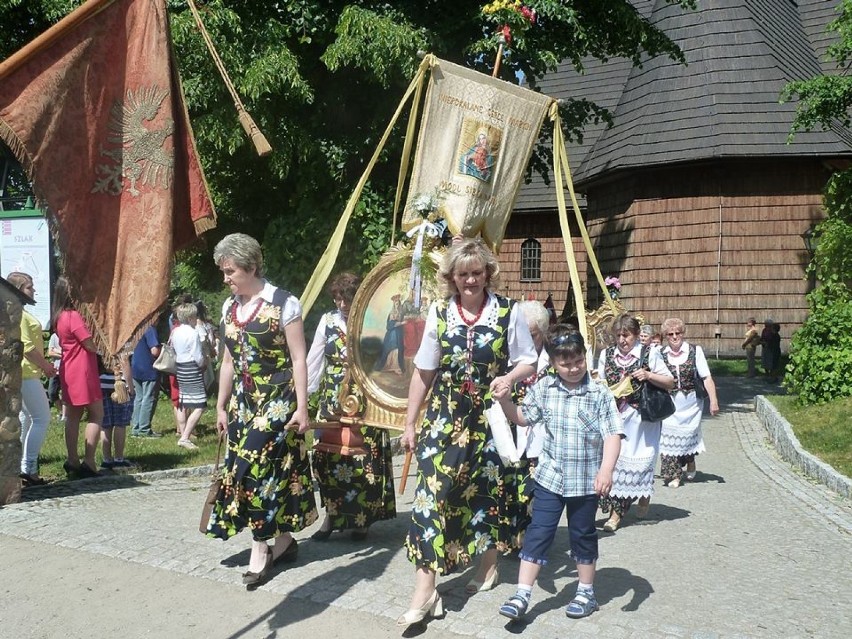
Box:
[176,362,207,409]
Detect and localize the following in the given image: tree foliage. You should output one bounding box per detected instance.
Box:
[781,0,852,404]
[0,0,694,304]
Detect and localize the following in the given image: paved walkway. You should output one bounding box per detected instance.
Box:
[1,378,850,639]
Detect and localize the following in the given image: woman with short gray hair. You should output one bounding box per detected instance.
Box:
[204,233,315,589]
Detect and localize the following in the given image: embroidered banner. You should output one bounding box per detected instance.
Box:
[0,0,216,356]
[402,58,551,250]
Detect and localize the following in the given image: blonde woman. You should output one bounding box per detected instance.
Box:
[659,318,719,486]
[398,238,537,626]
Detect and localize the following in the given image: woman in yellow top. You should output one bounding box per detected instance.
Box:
[7,272,57,486]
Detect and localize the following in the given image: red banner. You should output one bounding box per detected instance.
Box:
[0,0,216,355]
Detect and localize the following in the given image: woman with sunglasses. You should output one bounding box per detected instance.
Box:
[658,318,719,487]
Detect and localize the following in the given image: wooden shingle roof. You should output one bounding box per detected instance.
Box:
[515,0,852,207]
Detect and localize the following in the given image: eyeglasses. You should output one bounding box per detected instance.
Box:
[666,331,683,336]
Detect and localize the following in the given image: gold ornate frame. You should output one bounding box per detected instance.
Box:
[337,246,443,431]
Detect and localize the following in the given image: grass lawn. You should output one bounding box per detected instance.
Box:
[767,394,852,479]
[36,395,223,482]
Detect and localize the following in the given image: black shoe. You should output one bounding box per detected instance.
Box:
[351,528,369,541]
[273,538,299,565]
[242,551,274,588]
[62,461,80,477]
[100,460,115,470]
[19,473,47,487]
[311,528,333,542]
[77,463,101,479]
[131,431,163,438]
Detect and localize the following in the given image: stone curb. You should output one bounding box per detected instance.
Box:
[754,395,852,499]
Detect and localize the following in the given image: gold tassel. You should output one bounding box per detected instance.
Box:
[238,110,272,157]
[111,358,129,403]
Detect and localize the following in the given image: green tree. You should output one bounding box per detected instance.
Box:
[0,0,694,300]
[781,0,852,404]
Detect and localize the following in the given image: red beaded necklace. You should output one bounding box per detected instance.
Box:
[231,296,263,328]
[455,293,488,326]
[455,293,488,395]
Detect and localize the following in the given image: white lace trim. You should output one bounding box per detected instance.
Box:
[445,292,500,330]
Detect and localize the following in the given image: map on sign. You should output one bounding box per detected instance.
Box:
[0,216,52,329]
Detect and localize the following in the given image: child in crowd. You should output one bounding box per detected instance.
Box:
[493,325,623,621]
[99,354,135,469]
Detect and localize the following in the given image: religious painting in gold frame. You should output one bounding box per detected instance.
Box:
[340,247,443,431]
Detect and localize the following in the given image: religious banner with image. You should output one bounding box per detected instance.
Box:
[402,58,552,250]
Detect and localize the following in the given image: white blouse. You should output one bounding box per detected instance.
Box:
[306,310,346,393]
[171,323,204,367]
[413,293,537,371]
[220,281,302,327]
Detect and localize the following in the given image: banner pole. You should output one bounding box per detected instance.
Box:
[0,0,117,81]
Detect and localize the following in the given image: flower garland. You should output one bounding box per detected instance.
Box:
[482,0,537,47]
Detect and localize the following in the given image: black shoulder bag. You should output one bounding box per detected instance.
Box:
[639,346,676,422]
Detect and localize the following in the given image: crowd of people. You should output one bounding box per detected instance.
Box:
[8,230,778,625]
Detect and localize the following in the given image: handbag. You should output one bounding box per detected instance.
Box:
[314,421,368,456]
[694,370,709,399]
[199,436,224,534]
[152,341,177,374]
[639,346,676,422]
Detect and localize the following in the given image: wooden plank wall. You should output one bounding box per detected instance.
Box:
[584,160,828,357]
[499,211,589,314]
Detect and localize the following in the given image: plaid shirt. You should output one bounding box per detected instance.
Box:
[520,372,624,497]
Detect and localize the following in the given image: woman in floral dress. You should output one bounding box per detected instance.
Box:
[397,238,537,627]
[659,318,719,487]
[597,314,674,532]
[306,272,396,540]
[204,233,317,589]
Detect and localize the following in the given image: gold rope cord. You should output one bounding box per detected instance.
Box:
[185,0,271,156]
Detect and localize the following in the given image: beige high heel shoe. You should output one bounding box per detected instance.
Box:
[397,589,444,626]
[465,567,499,594]
[603,512,621,532]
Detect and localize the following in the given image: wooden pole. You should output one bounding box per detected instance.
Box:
[398,450,413,494]
[0,0,117,81]
[492,41,504,78]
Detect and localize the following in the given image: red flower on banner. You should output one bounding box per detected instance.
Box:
[501,24,512,45]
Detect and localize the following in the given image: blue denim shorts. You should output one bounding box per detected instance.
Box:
[518,484,599,565]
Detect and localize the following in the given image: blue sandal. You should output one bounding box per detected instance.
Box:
[499,594,529,620]
[565,591,598,618]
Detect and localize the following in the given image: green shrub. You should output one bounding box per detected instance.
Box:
[785,284,852,405]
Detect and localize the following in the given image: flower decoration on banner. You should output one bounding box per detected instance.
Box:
[604,276,622,300]
[406,191,444,311]
[482,0,537,48]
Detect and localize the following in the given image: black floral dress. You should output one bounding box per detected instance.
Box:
[205,287,318,541]
[406,295,528,575]
[311,311,397,530]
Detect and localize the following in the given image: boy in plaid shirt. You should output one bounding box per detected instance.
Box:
[493,325,623,621]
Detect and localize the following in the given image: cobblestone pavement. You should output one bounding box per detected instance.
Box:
[1,378,850,639]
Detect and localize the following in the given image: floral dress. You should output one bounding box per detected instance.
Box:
[405,294,535,575]
[205,287,317,541]
[308,310,397,531]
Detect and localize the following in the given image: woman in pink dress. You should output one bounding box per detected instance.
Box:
[51,277,103,478]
